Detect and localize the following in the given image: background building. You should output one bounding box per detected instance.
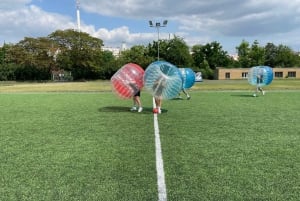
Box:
[215,67,300,80]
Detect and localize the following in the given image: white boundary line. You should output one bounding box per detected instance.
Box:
[153,97,167,201]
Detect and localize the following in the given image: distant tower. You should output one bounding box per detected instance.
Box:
[121,41,127,51]
[76,0,81,32]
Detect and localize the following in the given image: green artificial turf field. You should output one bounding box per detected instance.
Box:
[0,80,299,200]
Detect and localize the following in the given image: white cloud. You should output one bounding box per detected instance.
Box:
[0,4,76,43]
[84,26,155,47]
[79,0,300,50]
[0,0,31,9]
[1,0,300,53]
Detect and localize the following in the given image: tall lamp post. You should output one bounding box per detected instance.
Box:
[149,20,168,60]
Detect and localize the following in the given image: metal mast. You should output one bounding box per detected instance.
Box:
[76,0,81,32]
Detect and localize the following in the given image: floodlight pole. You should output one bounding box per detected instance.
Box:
[149,20,168,60]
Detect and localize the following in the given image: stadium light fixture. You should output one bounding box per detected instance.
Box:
[149,20,168,60]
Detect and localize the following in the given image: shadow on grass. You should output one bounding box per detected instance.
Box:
[171,97,185,100]
[99,106,168,114]
[231,94,254,98]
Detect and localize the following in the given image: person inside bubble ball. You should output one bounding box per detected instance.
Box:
[129,81,143,112]
[254,73,265,96]
[153,76,167,114]
[177,88,191,100]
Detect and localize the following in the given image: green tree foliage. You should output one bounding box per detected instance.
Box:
[117,45,153,69]
[98,50,118,79]
[266,42,300,67]
[264,42,278,67]
[275,44,298,67]
[0,44,17,80]
[0,62,16,81]
[146,35,193,68]
[192,41,230,69]
[237,40,300,68]
[191,41,230,79]
[6,37,55,80]
[49,29,104,80]
[236,40,251,68]
[0,44,6,64]
[191,44,205,70]
[147,40,159,61]
[162,35,193,68]
[1,29,300,81]
[249,40,265,66]
[200,59,214,79]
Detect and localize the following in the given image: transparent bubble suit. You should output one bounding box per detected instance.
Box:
[111,63,144,99]
[178,67,196,89]
[248,66,273,87]
[144,61,182,100]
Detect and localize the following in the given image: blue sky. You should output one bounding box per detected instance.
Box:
[1,0,300,54]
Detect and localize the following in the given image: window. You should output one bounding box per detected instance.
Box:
[242,72,248,79]
[225,72,230,79]
[287,71,296,78]
[275,72,283,78]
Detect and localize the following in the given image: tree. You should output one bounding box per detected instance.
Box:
[191,44,205,70]
[146,35,193,68]
[200,59,214,79]
[236,40,251,68]
[3,28,300,81]
[249,40,265,66]
[264,43,277,67]
[6,37,55,80]
[0,43,17,80]
[147,40,160,61]
[98,50,117,79]
[191,41,230,73]
[118,45,153,69]
[275,44,297,67]
[192,42,229,69]
[202,41,230,69]
[49,29,104,80]
[162,35,193,68]
[0,44,6,65]
[49,29,103,50]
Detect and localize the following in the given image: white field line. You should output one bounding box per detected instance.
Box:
[153,97,167,201]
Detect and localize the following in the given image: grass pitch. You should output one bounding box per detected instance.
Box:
[0,80,299,200]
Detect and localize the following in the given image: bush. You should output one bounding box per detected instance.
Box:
[0,63,16,81]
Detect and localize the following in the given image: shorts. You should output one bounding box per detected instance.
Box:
[134,90,141,97]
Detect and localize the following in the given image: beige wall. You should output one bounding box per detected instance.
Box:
[215,67,300,80]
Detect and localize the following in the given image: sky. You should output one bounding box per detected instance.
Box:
[1,0,300,54]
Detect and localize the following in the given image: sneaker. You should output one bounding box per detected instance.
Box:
[130,106,137,111]
[158,108,161,114]
[138,107,143,112]
[187,95,191,100]
[262,91,265,95]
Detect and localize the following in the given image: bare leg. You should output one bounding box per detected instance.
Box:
[131,96,142,111]
[131,97,137,111]
[135,96,143,112]
[182,89,190,100]
[155,97,162,113]
[133,97,137,106]
[155,98,161,108]
[258,87,265,95]
[258,87,262,92]
[135,96,142,107]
